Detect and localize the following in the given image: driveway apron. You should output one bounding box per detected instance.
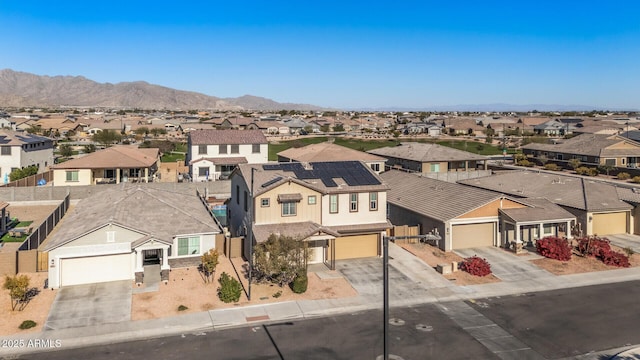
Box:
[44,280,132,330]
[454,247,553,282]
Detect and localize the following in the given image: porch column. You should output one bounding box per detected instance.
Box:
[539,223,544,239]
[465,161,468,171]
[161,247,170,270]
[145,168,149,183]
[116,168,120,184]
[484,160,488,170]
[566,221,572,239]
[135,249,143,272]
[515,223,522,243]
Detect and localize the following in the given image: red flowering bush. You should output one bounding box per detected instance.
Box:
[459,256,492,277]
[536,236,572,261]
[576,236,630,268]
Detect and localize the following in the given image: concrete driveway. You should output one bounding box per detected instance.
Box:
[606,234,640,253]
[44,280,132,330]
[454,247,553,282]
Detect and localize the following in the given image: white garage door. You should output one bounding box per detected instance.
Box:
[61,254,133,287]
[452,223,495,249]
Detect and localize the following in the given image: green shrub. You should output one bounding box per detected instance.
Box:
[575,166,599,176]
[631,176,640,184]
[217,272,242,303]
[623,246,635,257]
[290,270,308,294]
[19,320,36,330]
[543,163,561,171]
[617,172,631,180]
[178,305,188,311]
[518,159,534,167]
[272,291,282,298]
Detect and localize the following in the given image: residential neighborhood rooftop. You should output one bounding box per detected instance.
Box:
[42,186,221,251]
[51,146,159,169]
[521,133,640,157]
[0,130,53,145]
[368,142,489,162]
[277,142,387,163]
[500,198,577,223]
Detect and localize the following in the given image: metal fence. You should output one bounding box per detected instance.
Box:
[1,170,53,187]
[19,193,70,251]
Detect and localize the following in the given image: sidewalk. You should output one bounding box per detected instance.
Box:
[2,242,640,357]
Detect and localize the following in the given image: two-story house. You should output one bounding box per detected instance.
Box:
[187,130,268,182]
[229,161,391,270]
[0,130,54,183]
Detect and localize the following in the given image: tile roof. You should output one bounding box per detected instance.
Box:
[43,186,221,251]
[52,146,159,169]
[380,170,503,222]
[189,129,267,145]
[615,187,640,204]
[368,142,488,163]
[277,142,387,163]
[500,198,576,223]
[521,134,640,157]
[0,130,53,146]
[189,157,248,165]
[236,161,389,196]
[252,222,339,243]
[326,221,392,235]
[459,170,632,212]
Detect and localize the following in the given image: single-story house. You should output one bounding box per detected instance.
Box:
[42,186,222,288]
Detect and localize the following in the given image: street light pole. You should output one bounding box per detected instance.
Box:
[248,167,255,301]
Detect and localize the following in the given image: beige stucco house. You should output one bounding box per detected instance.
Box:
[229,161,390,269]
[51,146,159,186]
[277,142,387,174]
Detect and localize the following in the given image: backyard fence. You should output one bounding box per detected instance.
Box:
[1,170,53,187]
[19,193,70,252]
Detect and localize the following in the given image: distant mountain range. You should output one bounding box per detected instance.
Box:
[0,69,324,111]
[356,103,638,113]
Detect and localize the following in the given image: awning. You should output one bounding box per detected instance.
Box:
[278,193,303,202]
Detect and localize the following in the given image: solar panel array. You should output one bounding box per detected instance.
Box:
[261,161,380,187]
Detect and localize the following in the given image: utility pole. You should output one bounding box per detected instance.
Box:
[382,233,441,360]
[248,167,255,300]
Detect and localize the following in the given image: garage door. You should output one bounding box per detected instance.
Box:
[452,223,495,249]
[334,234,379,260]
[592,212,627,235]
[61,254,133,287]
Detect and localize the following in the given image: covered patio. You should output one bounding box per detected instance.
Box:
[499,198,576,253]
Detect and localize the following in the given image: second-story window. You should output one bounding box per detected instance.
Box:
[252,144,261,153]
[231,144,240,154]
[244,191,248,211]
[282,202,296,216]
[329,194,338,213]
[219,144,228,154]
[236,185,240,204]
[350,193,358,212]
[369,192,378,211]
[0,147,11,156]
[198,145,207,155]
[261,198,270,207]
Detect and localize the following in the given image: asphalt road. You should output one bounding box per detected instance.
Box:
[20,281,640,360]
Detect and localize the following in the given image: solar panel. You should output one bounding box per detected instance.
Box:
[262,164,281,171]
[262,160,380,187]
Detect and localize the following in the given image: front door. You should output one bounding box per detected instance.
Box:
[143,249,161,265]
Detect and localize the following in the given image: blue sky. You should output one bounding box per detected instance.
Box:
[1,1,639,109]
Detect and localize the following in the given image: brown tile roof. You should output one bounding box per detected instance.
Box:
[0,130,53,146]
[189,129,267,145]
[459,170,633,212]
[522,134,640,157]
[43,186,221,251]
[190,157,248,165]
[500,198,576,223]
[277,142,387,163]
[381,170,504,222]
[327,221,392,235]
[368,142,488,163]
[52,146,159,169]
[252,222,339,243]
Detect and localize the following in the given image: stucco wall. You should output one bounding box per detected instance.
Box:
[321,191,387,227]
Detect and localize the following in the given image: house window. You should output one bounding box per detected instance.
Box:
[261,198,270,207]
[244,191,248,211]
[66,170,79,182]
[370,192,378,211]
[350,193,358,212]
[198,167,209,177]
[605,159,616,166]
[106,231,115,243]
[370,163,380,172]
[104,169,115,178]
[177,236,200,256]
[236,185,240,204]
[219,144,228,154]
[231,144,239,154]
[282,202,297,216]
[308,195,316,205]
[329,195,338,213]
[198,145,207,155]
[0,147,10,156]
[543,224,554,236]
[430,163,440,172]
[252,144,261,153]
